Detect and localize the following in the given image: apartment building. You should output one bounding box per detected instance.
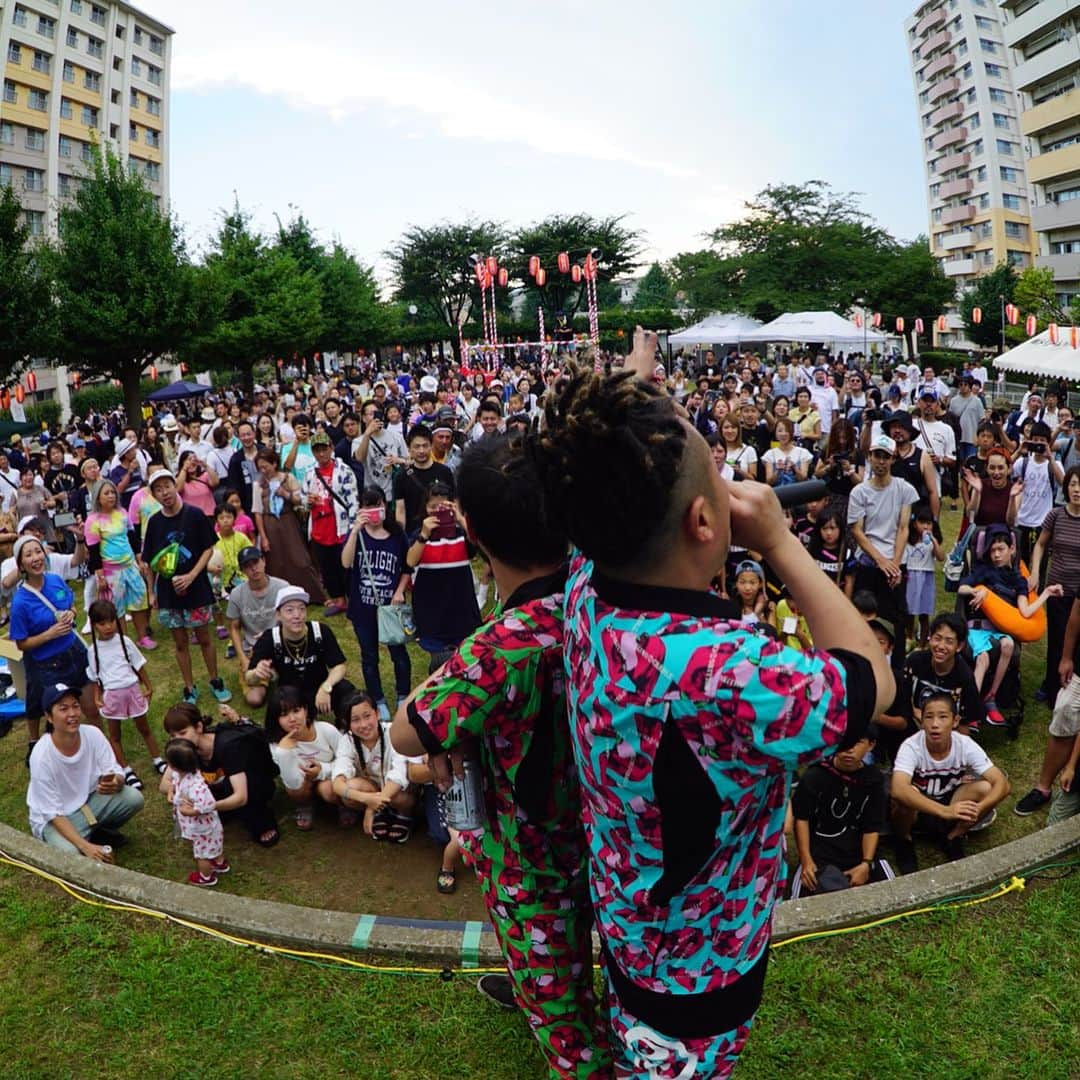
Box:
[999,0,1080,308]
[906,0,1038,344]
[0,0,172,240]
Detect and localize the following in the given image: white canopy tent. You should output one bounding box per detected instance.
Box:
[668,313,764,347]
[739,311,890,348]
[994,330,1080,381]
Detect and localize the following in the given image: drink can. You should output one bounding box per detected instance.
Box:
[100,845,112,857]
[443,758,485,832]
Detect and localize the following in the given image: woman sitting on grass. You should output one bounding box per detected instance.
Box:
[266,685,344,831]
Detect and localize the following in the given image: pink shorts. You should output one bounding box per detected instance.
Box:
[100,684,149,721]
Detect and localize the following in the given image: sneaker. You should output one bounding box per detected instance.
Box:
[1034,687,1050,703]
[969,807,997,833]
[376,700,391,723]
[187,870,218,887]
[1014,787,1051,816]
[476,974,516,1010]
[182,686,199,706]
[153,758,167,776]
[984,701,1007,727]
[225,644,237,660]
[209,678,232,703]
[123,767,143,791]
[209,858,231,875]
[943,836,966,862]
[216,626,229,639]
[81,619,91,635]
[138,636,158,651]
[893,836,918,875]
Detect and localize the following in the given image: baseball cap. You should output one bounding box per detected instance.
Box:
[870,434,897,455]
[432,407,456,434]
[310,430,332,447]
[42,683,81,714]
[238,545,263,567]
[734,559,764,579]
[16,515,40,534]
[918,388,938,401]
[148,468,177,490]
[275,585,310,610]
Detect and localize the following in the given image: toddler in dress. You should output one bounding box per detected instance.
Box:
[161,737,229,887]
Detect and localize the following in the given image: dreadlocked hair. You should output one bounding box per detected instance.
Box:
[531,364,688,569]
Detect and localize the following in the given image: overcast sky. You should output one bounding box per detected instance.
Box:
[154,0,927,280]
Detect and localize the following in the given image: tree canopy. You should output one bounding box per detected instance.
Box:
[0,183,53,383]
[959,263,1016,350]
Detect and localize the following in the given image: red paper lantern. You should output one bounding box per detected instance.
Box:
[71,371,81,389]
[474,263,486,286]
[180,362,188,374]
[481,269,493,290]
[25,371,37,392]
[853,312,862,329]
[395,344,403,353]
[557,252,570,274]
[1071,326,1079,350]
[871,312,882,328]
[570,264,582,284]
[1049,322,1059,344]
[896,317,905,333]
[616,328,625,338]
[914,318,924,335]
[937,314,947,332]
[972,307,982,325]
[485,255,498,276]
[1006,303,1020,326]
[497,267,509,288]
[583,253,598,281]
[150,365,158,381]
[0,390,9,410]
[528,255,540,278]
[14,385,24,404]
[276,357,284,368]
[535,267,547,286]
[1026,315,1037,336]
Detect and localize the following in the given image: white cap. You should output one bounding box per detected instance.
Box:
[420,375,439,394]
[870,434,897,456]
[275,585,310,610]
[16,515,40,534]
[148,468,177,490]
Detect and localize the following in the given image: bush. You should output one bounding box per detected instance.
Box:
[70,383,123,416]
[917,349,976,372]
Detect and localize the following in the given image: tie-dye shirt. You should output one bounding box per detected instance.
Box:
[564,551,873,998]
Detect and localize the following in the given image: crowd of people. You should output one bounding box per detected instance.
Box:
[6,337,1080,1078]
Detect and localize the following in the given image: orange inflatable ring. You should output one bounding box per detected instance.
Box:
[972,561,1046,644]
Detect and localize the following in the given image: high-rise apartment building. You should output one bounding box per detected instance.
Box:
[0,0,172,240]
[999,0,1080,308]
[906,0,1037,343]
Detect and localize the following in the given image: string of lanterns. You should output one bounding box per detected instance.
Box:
[853,306,1078,347]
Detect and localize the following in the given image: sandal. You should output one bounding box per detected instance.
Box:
[293,806,314,831]
[256,828,280,848]
[384,811,413,844]
[370,809,392,841]
[436,868,457,894]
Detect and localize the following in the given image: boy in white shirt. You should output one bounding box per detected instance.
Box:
[890,692,1010,872]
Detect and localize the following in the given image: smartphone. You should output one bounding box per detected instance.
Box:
[782,617,798,636]
[431,505,456,541]
[54,511,76,528]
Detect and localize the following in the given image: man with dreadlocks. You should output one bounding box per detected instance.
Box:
[392,433,610,1079]
[531,328,894,1078]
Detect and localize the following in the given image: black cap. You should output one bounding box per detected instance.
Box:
[238,546,263,567]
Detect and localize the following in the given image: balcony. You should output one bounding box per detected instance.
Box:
[1028,141,1080,184]
[932,125,967,151]
[935,150,971,174]
[1004,0,1080,51]
[930,101,964,126]
[939,176,974,198]
[1013,38,1080,92]
[1020,86,1080,138]
[940,231,975,251]
[928,76,959,104]
[916,7,945,38]
[943,257,976,276]
[1038,252,1080,281]
[924,51,956,80]
[921,29,952,60]
[1032,197,1080,232]
[942,204,976,224]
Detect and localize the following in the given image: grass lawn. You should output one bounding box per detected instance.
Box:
[0,861,1076,1078]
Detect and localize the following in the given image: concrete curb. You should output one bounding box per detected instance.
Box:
[2,816,1078,967]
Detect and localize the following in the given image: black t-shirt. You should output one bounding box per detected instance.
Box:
[141,504,216,611]
[249,621,346,703]
[44,465,79,499]
[208,724,277,801]
[899,649,986,730]
[792,761,885,870]
[393,462,455,532]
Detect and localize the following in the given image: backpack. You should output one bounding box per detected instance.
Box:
[271,621,322,663]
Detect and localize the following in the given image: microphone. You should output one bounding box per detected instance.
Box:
[773,480,829,510]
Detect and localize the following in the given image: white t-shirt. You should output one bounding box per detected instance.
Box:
[725,445,758,477]
[762,446,812,477]
[271,720,341,790]
[27,726,122,838]
[86,633,146,691]
[913,419,957,481]
[894,730,993,804]
[809,384,840,433]
[1013,457,1057,529]
[331,721,419,790]
[1,551,78,590]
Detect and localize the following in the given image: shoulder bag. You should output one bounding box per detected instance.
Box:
[356,529,415,646]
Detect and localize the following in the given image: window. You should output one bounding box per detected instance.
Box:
[975,15,993,29]
[993,113,1010,129]
[145,161,160,182]
[91,4,106,26]
[959,62,973,80]
[969,113,981,129]
[12,7,27,28]
[148,65,162,86]
[930,182,941,198]
[59,135,72,157]
[932,207,943,223]
[130,88,140,107]
[973,165,988,181]
[7,41,21,63]
[965,88,976,104]
[58,174,72,197]
[131,56,141,75]
[63,60,75,82]
[71,0,83,13]
[956,39,968,57]
[67,27,78,47]
[981,221,993,238]
[0,164,11,188]
[28,89,48,111]
[996,138,1015,155]
[80,104,98,126]
[109,122,118,139]
[3,81,18,105]
[146,95,161,116]
[81,142,93,162]
[979,38,998,54]
[1051,240,1080,254]
[129,122,138,142]
[25,127,44,151]
[149,35,163,56]
[84,70,100,91]
[112,56,121,70]
[0,122,12,146]
[25,210,45,237]
[110,89,120,104]
[38,15,55,38]
[115,25,124,39]
[979,193,990,209]
[1005,221,1026,238]
[134,28,144,45]
[144,128,159,148]
[1051,185,1080,203]
[1002,193,1022,210]
[970,137,984,155]
[1000,165,1020,182]
[32,50,50,73]
[985,63,1004,77]
[1007,250,1029,268]
[87,36,103,59]
[60,98,73,119]
[989,87,1007,103]
[23,168,44,193]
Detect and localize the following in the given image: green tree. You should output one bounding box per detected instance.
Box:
[508,213,642,320]
[385,219,507,354]
[317,242,390,355]
[865,237,956,353]
[0,183,54,382]
[632,262,675,310]
[1010,265,1064,343]
[192,202,323,395]
[959,263,1016,351]
[668,249,741,319]
[46,147,205,423]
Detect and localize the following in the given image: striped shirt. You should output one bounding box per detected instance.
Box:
[1041,505,1080,596]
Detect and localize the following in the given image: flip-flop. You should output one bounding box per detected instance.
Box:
[256,828,280,848]
[370,810,392,841]
[436,868,457,894]
[384,811,413,844]
[293,806,315,831]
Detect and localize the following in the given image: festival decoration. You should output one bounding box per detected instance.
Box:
[1072,326,1079,350]
[937,314,947,332]
[972,307,982,324]
[14,385,24,404]
[1026,315,1037,337]
[25,372,37,392]
[71,371,81,389]
[535,267,547,286]
[149,365,158,381]
[0,390,9,410]
[853,312,862,329]
[914,318,924,335]
[896,317,905,333]
[528,255,540,278]
[498,267,509,288]
[485,255,498,276]
[1049,323,1059,344]
[1005,303,1019,326]
[571,264,582,284]
[557,252,570,274]
[871,312,882,328]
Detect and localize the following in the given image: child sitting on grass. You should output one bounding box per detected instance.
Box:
[890,692,1011,874]
[160,736,229,887]
[792,724,886,896]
